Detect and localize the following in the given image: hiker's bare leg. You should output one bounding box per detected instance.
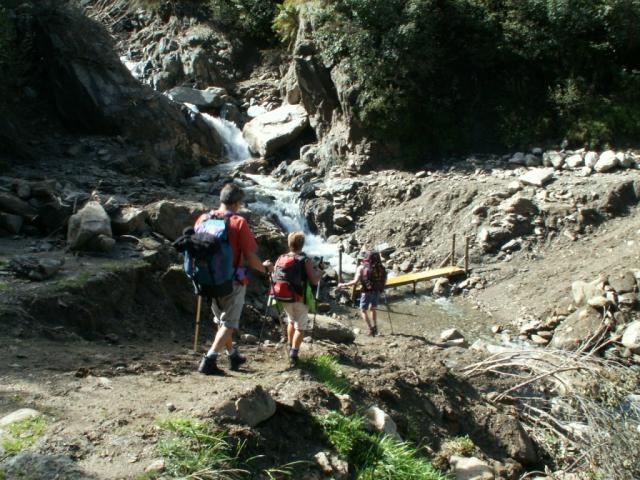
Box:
[287,322,295,346]
[371,307,377,328]
[211,326,233,354]
[292,329,305,349]
[361,311,372,329]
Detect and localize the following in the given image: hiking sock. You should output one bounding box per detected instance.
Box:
[205,350,218,360]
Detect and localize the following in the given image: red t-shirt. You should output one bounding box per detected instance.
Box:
[194,209,257,285]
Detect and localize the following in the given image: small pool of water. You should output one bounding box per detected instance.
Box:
[334,284,495,343]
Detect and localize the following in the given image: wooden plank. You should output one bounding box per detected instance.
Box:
[352,266,465,293]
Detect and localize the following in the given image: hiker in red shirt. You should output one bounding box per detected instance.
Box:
[197,183,273,375]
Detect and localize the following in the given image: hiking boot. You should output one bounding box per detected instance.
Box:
[372,325,378,337]
[367,326,375,336]
[228,352,246,371]
[288,355,299,368]
[198,355,223,375]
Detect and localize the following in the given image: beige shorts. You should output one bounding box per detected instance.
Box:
[210,284,246,329]
[282,302,311,331]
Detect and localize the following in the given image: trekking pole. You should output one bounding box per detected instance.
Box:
[383,291,394,335]
[193,295,202,352]
[310,257,323,344]
[257,275,274,352]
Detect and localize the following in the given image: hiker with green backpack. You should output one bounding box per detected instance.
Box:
[338,250,387,336]
[175,183,273,375]
[270,231,323,365]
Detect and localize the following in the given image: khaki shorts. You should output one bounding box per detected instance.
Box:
[282,302,311,331]
[211,284,246,329]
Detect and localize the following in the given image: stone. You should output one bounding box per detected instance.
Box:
[608,271,637,294]
[9,256,64,281]
[524,153,541,167]
[618,151,633,168]
[519,321,540,335]
[145,459,165,473]
[166,87,227,110]
[312,315,355,343]
[587,295,613,309]
[243,104,309,157]
[217,385,276,427]
[621,321,640,353]
[1,453,93,480]
[67,201,112,251]
[500,238,521,252]
[440,328,464,342]
[145,200,206,241]
[565,154,583,169]
[0,408,40,428]
[0,212,23,234]
[584,151,598,168]
[530,334,549,345]
[433,277,450,296]
[551,306,604,350]
[519,168,555,187]
[314,451,349,478]
[618,293,637,308]
[508,152,526,165]
[571,280,603,307]
[365,406,402,441]
[236,158,269,174]
[111,206,149,236]
[450,456,495,480]
[0,191,37,218]
[499,195,538,215]
[594,150,619,173]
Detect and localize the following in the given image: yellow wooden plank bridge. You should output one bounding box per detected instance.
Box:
[349,234,470,296]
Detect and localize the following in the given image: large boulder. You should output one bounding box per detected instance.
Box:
[67,201,113,251]
[621,321,640,354]
[243,104,309,157]
[302,197,334,236]
[551,306,604,350]
[26,4,223,179]
[110,206,149,236]
[311,315,355,343]
[0,191,37,218]
[519,168,554,187]
[145,200,206,241]
[594,150,619,173]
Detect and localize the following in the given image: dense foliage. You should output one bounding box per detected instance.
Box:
[304,0,640,156]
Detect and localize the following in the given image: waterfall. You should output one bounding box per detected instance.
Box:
[203,112,356,273]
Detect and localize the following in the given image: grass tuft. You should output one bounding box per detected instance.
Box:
[316,412,447,480]
[0,415,45,455]
[298,354,350,394]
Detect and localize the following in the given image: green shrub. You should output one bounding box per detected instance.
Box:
[207,0,277,41]
[273,0,301,47]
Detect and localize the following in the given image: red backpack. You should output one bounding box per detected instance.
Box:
[271,253,307,302]
[361,251,387,292]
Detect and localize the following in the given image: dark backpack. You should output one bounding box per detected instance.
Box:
[361,251,387,292]
[174,212,235,298]
[271,253,307,302]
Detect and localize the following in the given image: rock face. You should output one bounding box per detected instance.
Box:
[25,3,223,180]
[67,201,113,251]
[242,104,309,157]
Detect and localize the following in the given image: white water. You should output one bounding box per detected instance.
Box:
[202,111,356,273]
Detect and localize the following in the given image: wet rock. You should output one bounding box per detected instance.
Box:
[236,158,269,174]
[450,456,494,480]
[243,104,309,157]
[434,277,450,296]
[365,406,402,441]
[519,168,554,187]
[145,200,206,241]
[166,86,226,109]
[622,321,640,353]
[0,212,23,234]
[0,453,94,480]
[111,206,149,236]
[67,201,113,251]
[594,150,619,173]
[551,306,604,350]
[217,385,276,427]
[608,271,637,294]
[302,197,334,236]
[313,315,355,343]
[9,256,64,281]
